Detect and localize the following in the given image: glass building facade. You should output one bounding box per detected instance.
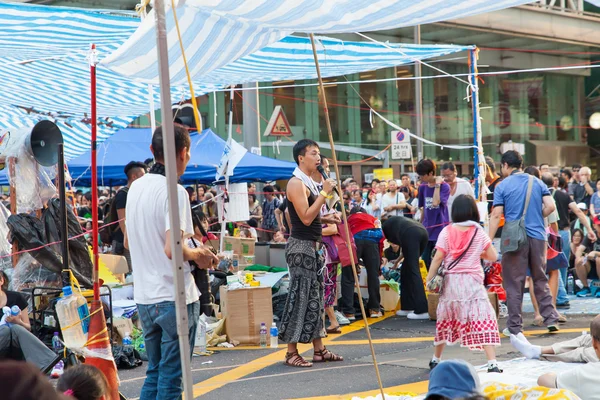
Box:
[176,62,584,177]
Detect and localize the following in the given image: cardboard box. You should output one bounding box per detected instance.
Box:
[209,237,256,256]
[219,286,273,345]
[100,254,128,274]
[113,317,134,342]
[99,254,128,282]
[428,292,499,321]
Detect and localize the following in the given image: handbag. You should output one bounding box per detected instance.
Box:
[322,234,340,264]
[332,222,359,267]
[427,229,477,294]
[500,175,534,253]
[547,190,564,253]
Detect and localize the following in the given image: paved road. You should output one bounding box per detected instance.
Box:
[117,310,596,400]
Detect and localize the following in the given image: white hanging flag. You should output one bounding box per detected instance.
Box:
[215,137,248,181]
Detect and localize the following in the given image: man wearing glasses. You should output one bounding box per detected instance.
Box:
[574,166,596,208]
[440,162,474,218]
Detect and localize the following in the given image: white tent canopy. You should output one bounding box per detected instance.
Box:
[103,0,535,83]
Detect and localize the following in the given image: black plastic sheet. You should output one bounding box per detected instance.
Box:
[7,198,93,289]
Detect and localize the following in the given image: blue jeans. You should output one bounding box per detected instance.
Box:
[556,230,571,304]
[138,301,199,400]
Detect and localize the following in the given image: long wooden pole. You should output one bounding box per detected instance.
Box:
[309,33,386,399]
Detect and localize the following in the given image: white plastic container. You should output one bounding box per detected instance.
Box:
[56,286,89,349]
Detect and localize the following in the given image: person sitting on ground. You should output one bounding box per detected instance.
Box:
[0,271,61,374]
[573,219,600,297]
[240,219,258,241]
[511,317,598,363]
[570,229,584,269]
[426,194,502,372]
[537,314,600,400]
[56,364,108,400]
[272,230,287,243]
[425,360,485,400]
[571,202,593,238]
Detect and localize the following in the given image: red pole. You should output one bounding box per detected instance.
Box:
[90,44,100,301]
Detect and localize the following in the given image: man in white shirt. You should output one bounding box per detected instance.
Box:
[126,124,218,400]
[380,179,406,220]
[441,162,475,217]
[538,315,600,400]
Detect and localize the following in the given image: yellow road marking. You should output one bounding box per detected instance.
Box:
[192,313,393,398]
[209,327,586,351]
[288,380,429,400]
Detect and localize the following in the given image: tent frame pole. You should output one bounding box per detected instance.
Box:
[309,33,386,399]
[89,44,100,301]
[154,1,194,399]
[469,48,485,200]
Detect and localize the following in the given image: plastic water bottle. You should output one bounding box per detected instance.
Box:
[259,322,267,348]
[122,332,133,351]
[270,322,278,349]
[567,276,575,295]
[56,286,89,349]
[10,305,20,317]
[52,332,63,354]
[196,318,207,354]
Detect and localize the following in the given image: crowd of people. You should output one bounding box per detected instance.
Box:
[3,120,600,400]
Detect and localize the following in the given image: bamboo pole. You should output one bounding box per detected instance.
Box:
[309,33,386,399]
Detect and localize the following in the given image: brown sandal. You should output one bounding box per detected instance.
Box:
[326,326,342,334]
[285,351,313,368]
[313,346,343,363]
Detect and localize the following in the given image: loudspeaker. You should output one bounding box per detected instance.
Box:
[26,120,63,166]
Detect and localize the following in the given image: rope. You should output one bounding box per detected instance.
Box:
[171,0,202,132]
[354,32,472,86]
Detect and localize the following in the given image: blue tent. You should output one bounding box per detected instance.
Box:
[66,128,295,186]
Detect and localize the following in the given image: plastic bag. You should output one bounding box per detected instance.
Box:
[10,253,61,292]
[112,345,143,369]
[0,201,12,257]
[7,200,93,288]
[42,198,93,286]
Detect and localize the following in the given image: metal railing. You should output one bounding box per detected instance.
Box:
[531,0,585,14]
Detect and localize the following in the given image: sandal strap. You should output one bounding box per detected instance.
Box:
[286,352,311,366]
[314,347,343,361]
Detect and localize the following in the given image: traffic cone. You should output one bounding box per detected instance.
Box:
[85,299,120,400]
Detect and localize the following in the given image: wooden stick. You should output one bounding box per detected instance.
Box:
[8,158,18,267]
[309,33,386,399]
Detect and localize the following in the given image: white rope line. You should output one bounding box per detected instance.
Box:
[354,32,472,86]
[339,73,476,151]
[218,62,600,93]
[191,191,225,209]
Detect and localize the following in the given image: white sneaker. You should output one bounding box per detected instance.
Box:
[502,328,511,337]
[396,310,414,317]
[334,311,350,326]
[407,312,429,320]
[370,310,383,318]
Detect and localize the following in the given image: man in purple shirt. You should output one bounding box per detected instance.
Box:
[416,159,450,270]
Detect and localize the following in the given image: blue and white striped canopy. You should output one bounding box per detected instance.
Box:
[103,0,534,84]
[0,2,479,159]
